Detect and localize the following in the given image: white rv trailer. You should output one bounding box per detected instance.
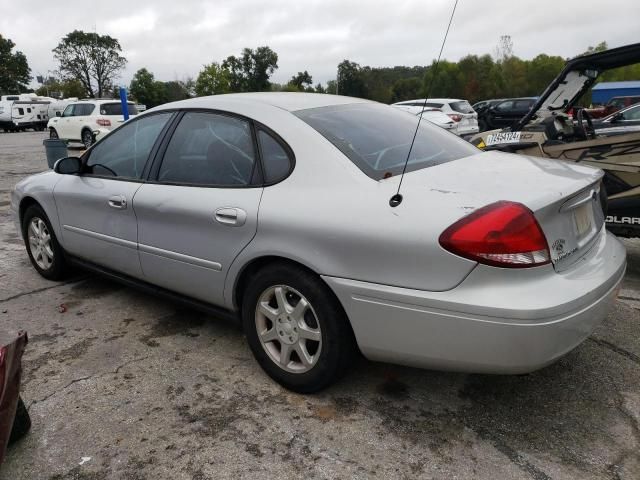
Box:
[0,94,54,132]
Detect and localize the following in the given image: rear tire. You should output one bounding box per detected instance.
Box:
[21,204,69,280]
[8,397,31,444]
[242,264,355,393]
[81,129,94,149]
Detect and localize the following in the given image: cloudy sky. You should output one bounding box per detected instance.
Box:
[2,0,639,88]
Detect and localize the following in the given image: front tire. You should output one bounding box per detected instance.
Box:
[49,128,59,139]
[21,204,69,280]
[9,397,31,444]
[242,264,355,393]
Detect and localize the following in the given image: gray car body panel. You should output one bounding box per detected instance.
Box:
[12,92,627,374]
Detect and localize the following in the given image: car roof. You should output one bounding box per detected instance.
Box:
[152,92,374,113]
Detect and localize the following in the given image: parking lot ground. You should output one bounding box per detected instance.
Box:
[1,131,639,480]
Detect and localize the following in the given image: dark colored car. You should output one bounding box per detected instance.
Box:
[480,97,537,131]
[477,97,537,131]
[471,99,503,115]
[0,331,30,464]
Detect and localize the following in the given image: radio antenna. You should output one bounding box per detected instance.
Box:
[390,0,459,207]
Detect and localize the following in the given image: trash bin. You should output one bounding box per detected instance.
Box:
[43,139,68,169]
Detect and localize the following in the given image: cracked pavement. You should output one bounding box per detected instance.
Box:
[1,132,639,479]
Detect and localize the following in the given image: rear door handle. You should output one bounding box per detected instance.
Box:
[108,195,127,210]
[215,207,247,226]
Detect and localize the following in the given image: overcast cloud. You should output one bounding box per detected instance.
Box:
[2,0,639,88]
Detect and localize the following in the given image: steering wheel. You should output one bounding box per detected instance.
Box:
[576,108,596,140]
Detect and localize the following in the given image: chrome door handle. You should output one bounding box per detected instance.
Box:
[108,195,127,210]
[215,207,247,226]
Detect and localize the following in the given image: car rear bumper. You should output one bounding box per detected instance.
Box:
[323,229,626,374]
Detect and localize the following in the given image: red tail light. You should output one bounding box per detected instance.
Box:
[96,118,111,127]
[439,201,550,268]
[447,113,462,122]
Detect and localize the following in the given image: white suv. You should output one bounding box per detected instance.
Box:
[47,99,138,148]
[392,98,479,136]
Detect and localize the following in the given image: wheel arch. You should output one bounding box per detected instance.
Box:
[232,255,320,311]
[231,254,360,352]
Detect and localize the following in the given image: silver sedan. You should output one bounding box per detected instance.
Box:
[11,93,626,392]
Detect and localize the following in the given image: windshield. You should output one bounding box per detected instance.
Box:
[295,103,479,180]
[100,103,139,116]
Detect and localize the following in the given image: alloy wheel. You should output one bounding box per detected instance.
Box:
[28,217,54,270]
[255,285,322,373]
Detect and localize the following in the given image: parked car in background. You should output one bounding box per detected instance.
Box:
[391,106,458,133]
[593,102,640,135]
[415,108,457,133]
[472,99,503,115]
[47,99,138,148]
[12,93,625,393]
[0,330,30,464]
[392,98,478,136]
[586,96,640,119]
[477,97,537,131]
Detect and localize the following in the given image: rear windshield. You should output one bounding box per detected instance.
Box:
[295,103,479,180]
[449,101,474,113]
[100,103,139,116]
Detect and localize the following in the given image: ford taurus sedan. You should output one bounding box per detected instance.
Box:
[11,93,626,392]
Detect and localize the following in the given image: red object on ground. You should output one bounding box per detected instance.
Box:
[0,330,28,464]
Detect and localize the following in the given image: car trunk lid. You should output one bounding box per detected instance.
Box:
[396,151,605,271]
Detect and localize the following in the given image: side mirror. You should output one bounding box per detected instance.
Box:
[55,111,61,117]
[53,156,82,174]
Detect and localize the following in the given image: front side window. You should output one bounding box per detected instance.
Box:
[157,112,256,186]
[62,105,74,117]
[258,130,293,183]
[622,105,640,121]
[495,101,514,112]
[296,103,478,180]
[85,112,172,179]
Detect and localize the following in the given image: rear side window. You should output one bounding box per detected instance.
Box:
[157,112,256,186]
[75,104,94,116]
[296,103,478,180]
[257,130,293,183]
[85,112,172,179]
[449,101,474,113]
[100,103,139,116]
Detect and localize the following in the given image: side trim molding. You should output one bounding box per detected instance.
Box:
[138,243,223,271]
[63,225,137,250]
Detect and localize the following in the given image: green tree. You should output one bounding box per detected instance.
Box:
[325,80,337,94]
[163,80,191,102]
[337,60,367,98]
[289,70,313,90]
[129,68,160,107]
[314,83,325,94]
[0,35,31,94]
[222,46,278,92]
[53,30,127,98]
[195,62,231,96]
[391,77,422,102]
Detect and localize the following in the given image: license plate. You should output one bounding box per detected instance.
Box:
[573,204,593,237]
[485,131,522,146]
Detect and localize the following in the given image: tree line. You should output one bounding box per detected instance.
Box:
[2,31,639,108]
